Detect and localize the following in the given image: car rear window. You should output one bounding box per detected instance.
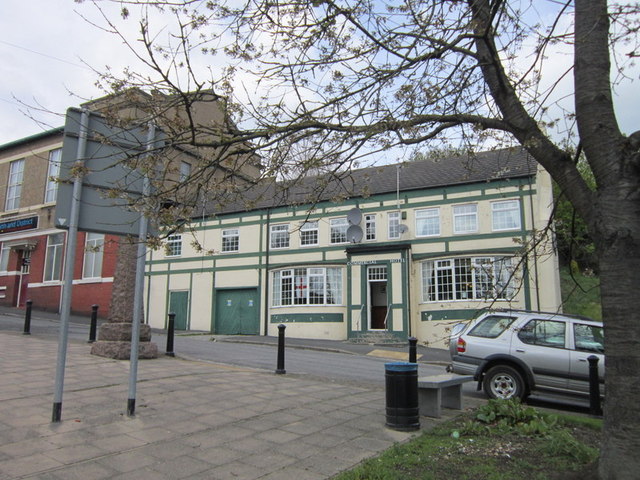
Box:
[467,315,515,338]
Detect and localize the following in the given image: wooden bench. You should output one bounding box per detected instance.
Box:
[417,374,474,418]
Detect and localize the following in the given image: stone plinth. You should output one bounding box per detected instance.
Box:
[90,322,158,360]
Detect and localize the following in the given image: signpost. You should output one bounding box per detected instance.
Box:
[52,107,162,422]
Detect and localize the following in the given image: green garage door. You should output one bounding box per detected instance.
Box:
[215,288,259,335]
[169,291,189,330]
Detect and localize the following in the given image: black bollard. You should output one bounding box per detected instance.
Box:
[408,337,417,363]
[88,304,99,343]
[588,355,602,416]
[276,324,286,374]
[23,300,33,335]
[166,312,176,357]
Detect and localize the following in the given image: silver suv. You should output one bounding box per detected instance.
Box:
[449,309,604,400]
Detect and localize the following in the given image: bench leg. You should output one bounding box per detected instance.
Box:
[441,384,464,410]
[418,388,442,418]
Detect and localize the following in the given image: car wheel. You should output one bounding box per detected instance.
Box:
[483,365,525,400]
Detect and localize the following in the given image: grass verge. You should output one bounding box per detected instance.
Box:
[333,399,601,480]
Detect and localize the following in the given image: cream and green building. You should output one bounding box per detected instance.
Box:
[144,147,561,349]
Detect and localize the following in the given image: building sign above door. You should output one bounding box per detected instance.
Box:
[347,258,405,266]
[0,216,38,235]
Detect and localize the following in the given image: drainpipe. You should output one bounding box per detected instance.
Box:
[528,176,541,310]
[263,209,271,336]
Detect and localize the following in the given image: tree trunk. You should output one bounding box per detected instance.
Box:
[595,190,640,479]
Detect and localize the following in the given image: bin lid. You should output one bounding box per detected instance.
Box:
[385,362,418,372]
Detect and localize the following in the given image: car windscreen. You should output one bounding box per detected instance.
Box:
[467,315,515,338]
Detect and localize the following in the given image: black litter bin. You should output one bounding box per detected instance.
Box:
[385,362,420,431]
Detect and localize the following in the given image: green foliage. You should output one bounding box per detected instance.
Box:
[560,266,602,321]
[460,398,558,436]
[538,429,599,464]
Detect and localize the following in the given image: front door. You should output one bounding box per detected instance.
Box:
[368,266,388,330]
[215,288,259,335]
[169,291,189,330]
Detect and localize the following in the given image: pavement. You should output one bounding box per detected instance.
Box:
[0,307,483,479]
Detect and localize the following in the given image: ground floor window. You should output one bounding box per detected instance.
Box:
[421,256,515,302]
[272,267,343,306]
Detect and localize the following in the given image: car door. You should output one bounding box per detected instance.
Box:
[568,322,605,394]
[510,318,570,392]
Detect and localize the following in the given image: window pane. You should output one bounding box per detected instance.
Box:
[416,208,440,237]
[222,228,239,252]
[83,232,104,278]
[301,221,319,246]
[518,320,566,348]
[5,159,25,210]
[365,214,376,240]
[454,258,473,300]
[45,149,61,203]
[166,234,182,256]
[388,212,400,239]
[270,224,289,249]
[492,200,521,231]
[330,218,348,244]
[453,204,477,234]
[44,233,65,282]
[468,316,515,338]
[574,324,604,353]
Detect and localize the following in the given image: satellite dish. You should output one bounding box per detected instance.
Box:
[398,224,409,235]
[346,225,363,243]
[347,207,362,225]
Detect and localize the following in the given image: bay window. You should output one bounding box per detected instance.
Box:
[272,267,343,306]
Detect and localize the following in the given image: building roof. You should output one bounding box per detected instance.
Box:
[204,146,538,216]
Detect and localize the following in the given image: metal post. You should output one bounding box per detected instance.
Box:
[408,337,417,364]
[276,324,286,374]
[166,312,175,357]
[52,108,89,423]
[88,304,98,343]
[127,123,156,418]
[588,355,602,416]
[23,299,32,335]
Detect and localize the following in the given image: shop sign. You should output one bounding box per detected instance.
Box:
[0,216,38,235]
[347,258,405,266]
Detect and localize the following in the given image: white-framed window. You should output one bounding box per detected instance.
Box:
[272,267,343,306]
[5,158,25,210]
[453,204,478,234]
[270,224,290,249]
[330,218,348,244]
[492,199,521,231]
[44,233,65,282]
[83,233,104,279]
[415,208,440,237]
[179,161,191,182]
[44,149,61,203]
[421,256,515,302]
[300,221,319,246]
[0,244,10,272]
[365,214,376,241]
[388,211,401,239]
[166,234,182,257]
[222,228,240,252]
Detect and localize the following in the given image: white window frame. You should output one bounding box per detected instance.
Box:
[453,203,478,234]
[83,233,104,279]
[491,199,521,231]
[421,256,515,302]
[415,207,440,237]
[300,221,319,246]
[330,218,348,244]
[5,158,25,211]
[44,233,65,282]
[365,214,376,241]
[222,228,240,252]
[388,211,401,239]
[44,149,61,203]
[272,267,343,306]
[166,234,183,257]
[0,244,10,272]
[270,224,290,249]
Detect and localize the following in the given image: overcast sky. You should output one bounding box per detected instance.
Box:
[1,1,638,148]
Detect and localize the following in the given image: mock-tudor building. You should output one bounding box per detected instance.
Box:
[144,147,563,348]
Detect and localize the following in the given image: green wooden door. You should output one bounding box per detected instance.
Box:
[215,288,259,335]
[169,291,189,330]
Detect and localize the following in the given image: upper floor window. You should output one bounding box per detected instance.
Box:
[270,224,289,249]
[300,221,319,246]
[272,267,343,306]
[166,234,182,257]
[388,211,401,239]
[421,256,515,302]
[44,233,65,282]
[492,200,521,231]
[222,228,239,252]
[453,204,478,234]
[44,149,61,203]
[415,208,440,237]
[330,218,348,244]
[5,158,25,210]
[365,214,376,241]
[179,161,191,182]
[83,233,104,278]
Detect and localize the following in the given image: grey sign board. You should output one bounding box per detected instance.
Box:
[55,108,163,236]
